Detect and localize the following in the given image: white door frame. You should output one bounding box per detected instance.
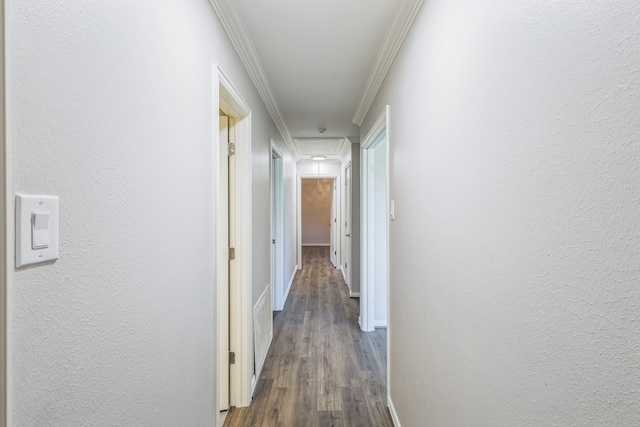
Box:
[360,105,390,332]
[296,174,341,270]
[270,143,285,310]
[342,162,353,291]
[0,2,7,423]
[214,65,253,418]
[329,179,337,267]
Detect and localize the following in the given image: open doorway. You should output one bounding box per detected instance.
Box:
[296,167,341,271]
[299,177,339,268]
[301,178,332,247]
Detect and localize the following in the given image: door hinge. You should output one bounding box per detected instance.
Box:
[229,247,235,261]
[229,351,236,365]
[228,142,236,156]
[334,251,336,255]
[345,262,348,269]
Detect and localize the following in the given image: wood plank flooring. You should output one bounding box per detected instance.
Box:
[224,246,392,427]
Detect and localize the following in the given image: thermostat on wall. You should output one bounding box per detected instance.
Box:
[16,195,59,267]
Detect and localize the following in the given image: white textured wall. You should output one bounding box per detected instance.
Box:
[363,0,640,425]
[7,0,289,424]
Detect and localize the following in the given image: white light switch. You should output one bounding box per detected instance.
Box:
[17,195,59,267]
[32,211,50,249]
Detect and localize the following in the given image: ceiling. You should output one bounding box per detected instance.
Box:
[211,0,424,161]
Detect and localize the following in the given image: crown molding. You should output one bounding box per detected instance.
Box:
[352,0,425,126]
[338,138,350,159]
[294,137,349,162]
[208,0,298,155]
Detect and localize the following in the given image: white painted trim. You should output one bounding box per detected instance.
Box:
[294,137,348,162]
[361,107,388,150]
[374,320,387,328]
[214,64,253,410]
[388,396,401,427]
[352,0,425,126]
[0,1,7,423]
[250,374,258,400]
[349,291,360,298]
[360,106,390,332]
[342,161,353,292]
[296,174,342,270]
[281,267,296,310]
[252,284,273,389]
[270,142,284,312]
[207,0,297,156]
[271,141,283,158]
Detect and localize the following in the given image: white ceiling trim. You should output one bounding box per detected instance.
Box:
[339,138,350,159]
[337,138,349,158]
[352,0,425,126]
[208,0,298,155]
[294,137,348,161]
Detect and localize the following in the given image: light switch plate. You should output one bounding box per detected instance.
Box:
[16,195,59,267]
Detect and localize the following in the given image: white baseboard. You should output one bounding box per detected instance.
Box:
[250,374,257,398]
[350,291,360,297]
[280,267,296,310]
[388,395,401,427]
[375,320,387,328]
[301,243,330,246]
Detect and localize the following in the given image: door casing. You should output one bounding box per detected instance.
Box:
[270,143,284,310]
[329,179,337,267]
[343,162,352,290]
[360,105,390,333]
[0,1,7,424]
[214,65,253,422]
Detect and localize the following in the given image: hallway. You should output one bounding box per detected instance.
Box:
[224,247,392,426]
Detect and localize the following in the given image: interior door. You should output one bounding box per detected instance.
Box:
[271,154,277,309]
[344,164,352,287]
[219,114,230,411]
[329,179,337,267]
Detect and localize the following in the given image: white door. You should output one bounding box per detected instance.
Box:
[218,114,232,411]
[329,179,337,267]
[271,154,277,306]
[344,164,352,287]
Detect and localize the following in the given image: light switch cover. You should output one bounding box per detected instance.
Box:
[16,195,59,267]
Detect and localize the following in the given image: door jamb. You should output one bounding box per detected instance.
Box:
[342,161,352,289]
[1,1,7,424]
[270,142,284,310]
[296,174,341,270]
[360,105,390,333]
[214,64,253,419]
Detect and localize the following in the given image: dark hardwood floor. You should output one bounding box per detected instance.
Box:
[224,246,392,427]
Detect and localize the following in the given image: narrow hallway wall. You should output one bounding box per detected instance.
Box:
[362,0,640,425]
[7,0,292,424]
